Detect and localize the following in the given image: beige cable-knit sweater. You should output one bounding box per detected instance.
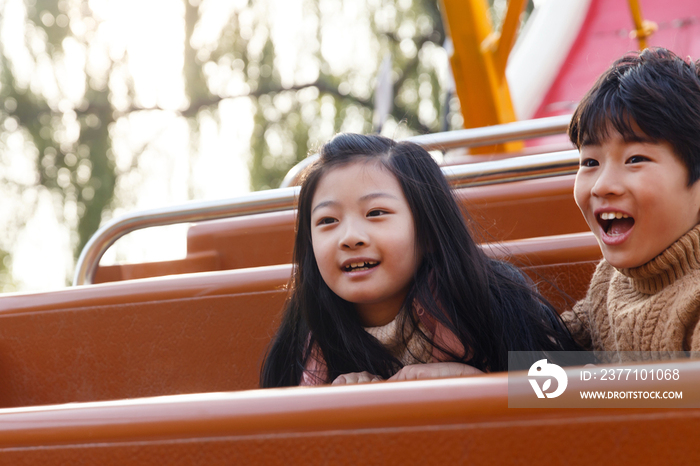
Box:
[562,224,700,352]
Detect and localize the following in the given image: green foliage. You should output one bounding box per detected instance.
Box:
[0,0,116,263]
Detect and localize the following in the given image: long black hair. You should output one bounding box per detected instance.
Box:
[261,133,579,387]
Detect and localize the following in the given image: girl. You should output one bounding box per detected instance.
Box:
[260,133,579,387]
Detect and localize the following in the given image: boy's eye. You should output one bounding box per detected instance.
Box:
[316,217,337,226]
[626,155,649,164]
[580,158,598,167]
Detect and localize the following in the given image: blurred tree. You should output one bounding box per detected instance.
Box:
[0,0,116,288]
[0,0,490,289]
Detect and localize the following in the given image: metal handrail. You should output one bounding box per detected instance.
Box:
[73,148,579,286]
[279,114,572,188]
[73,187,300,287]
[405,114,572,150]
[443,149,578,188]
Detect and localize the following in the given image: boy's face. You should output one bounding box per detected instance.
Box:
[574,130,700,269]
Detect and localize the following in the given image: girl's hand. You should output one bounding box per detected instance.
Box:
[332,371,383,385]
[388,363,483,381]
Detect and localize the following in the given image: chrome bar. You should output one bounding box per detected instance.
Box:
[280,114,572,188]
[73,187,299,287]
[443,149,579,188]
[73,148,579,286]
[406,114,572,151]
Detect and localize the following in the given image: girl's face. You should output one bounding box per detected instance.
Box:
[310,161,421,327]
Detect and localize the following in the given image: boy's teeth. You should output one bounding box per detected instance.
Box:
[601,212,629,220]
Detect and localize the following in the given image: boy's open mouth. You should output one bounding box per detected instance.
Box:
[343,260,379,272]
[597,212,635,236]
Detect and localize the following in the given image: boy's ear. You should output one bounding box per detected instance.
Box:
[690,179,700,225]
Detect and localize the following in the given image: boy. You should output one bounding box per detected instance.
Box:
[562,47,700,352]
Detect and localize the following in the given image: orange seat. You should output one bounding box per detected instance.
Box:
[0,232,600,409]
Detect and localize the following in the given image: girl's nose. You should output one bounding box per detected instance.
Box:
[339,221,369,249]
[591,166,624,197]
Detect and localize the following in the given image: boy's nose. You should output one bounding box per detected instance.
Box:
[591,166,624,197]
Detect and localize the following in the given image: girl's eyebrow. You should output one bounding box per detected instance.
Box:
[311,200,337,214]
[312,193,398,213]
[359,192,398,202]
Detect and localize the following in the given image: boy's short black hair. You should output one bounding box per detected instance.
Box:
[569,47,700,185]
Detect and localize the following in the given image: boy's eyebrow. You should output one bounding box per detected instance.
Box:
[580,134,655,147]
[580,139,598,147]
[625,134,656,144]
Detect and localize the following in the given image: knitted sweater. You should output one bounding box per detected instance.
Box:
[300,309,464,385]
[561,224,700,352]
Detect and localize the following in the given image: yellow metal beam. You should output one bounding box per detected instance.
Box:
[628,0,657,50]
[440,0,526,153]
[494,0,528,77]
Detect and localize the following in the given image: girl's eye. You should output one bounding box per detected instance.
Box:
[627,155,649,164]
[367,209,387,217]
[316,217,337,226]
[580,158,598,167]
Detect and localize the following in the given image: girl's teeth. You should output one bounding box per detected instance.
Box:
[346,260,378,270]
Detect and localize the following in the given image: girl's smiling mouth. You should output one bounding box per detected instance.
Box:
[341,259,380,273]
[596,210,635,245]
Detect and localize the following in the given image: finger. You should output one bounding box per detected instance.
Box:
[401,370,422,380]
[357,372,376,383]
[332,374,348,385]
[462,366,485,376]
[388,369,408,381]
